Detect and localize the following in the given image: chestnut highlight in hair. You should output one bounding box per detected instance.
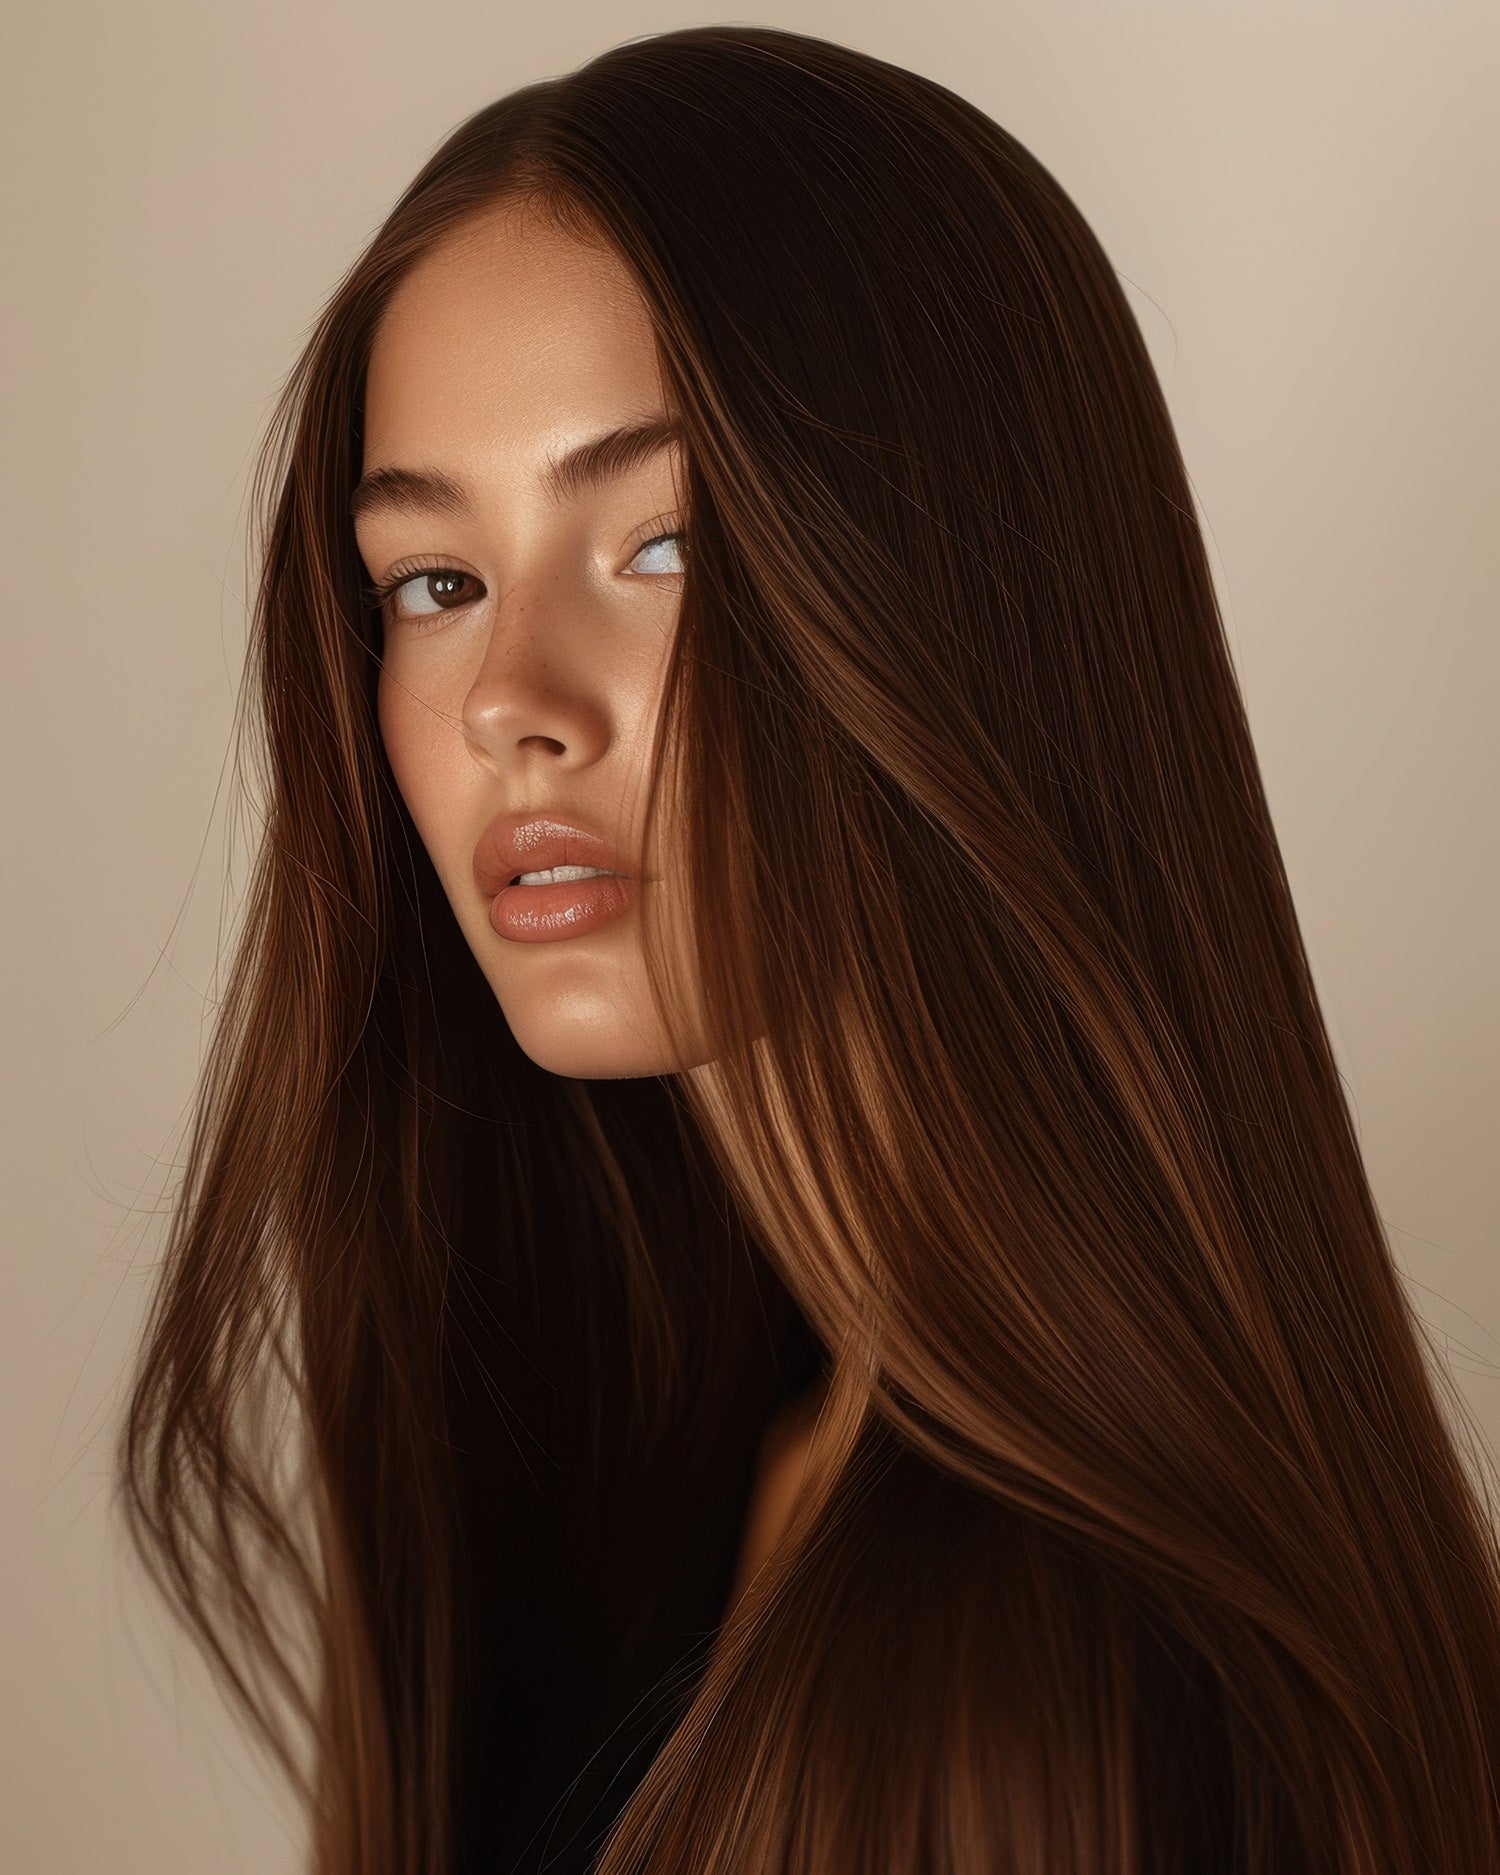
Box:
[119,24,1500,1875]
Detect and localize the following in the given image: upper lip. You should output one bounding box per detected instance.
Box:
[473,810,639,898]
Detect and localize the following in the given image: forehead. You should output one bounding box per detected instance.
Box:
[361,201,665,466]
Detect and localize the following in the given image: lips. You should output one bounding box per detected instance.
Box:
[472,811,637,902]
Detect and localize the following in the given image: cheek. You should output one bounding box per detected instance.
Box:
[376,665,420,799]
[376,664,457,858]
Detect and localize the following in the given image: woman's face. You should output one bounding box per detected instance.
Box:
[356,198,707,1079]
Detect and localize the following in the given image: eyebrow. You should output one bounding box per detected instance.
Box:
[348,416,682,523]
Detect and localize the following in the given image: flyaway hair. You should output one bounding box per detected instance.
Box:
[119,24,1500,1875]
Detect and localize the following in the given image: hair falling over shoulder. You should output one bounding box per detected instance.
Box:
[118,24,1500,1875]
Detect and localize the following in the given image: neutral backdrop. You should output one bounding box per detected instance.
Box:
[3,4,1495,1870]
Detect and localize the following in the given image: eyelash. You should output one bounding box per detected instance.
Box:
[364,527,688,621]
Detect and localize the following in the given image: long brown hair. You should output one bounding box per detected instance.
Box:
[118,24,1500,1874]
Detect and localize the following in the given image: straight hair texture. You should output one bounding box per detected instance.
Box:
[118,24,1500,1875]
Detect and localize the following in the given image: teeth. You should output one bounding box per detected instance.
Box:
[515,864,621,886]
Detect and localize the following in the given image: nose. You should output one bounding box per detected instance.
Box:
[460,576,613,777]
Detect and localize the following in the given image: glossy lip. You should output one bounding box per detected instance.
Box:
[488,871,637,943]
[473,811,643,944]
[472,811,639,900]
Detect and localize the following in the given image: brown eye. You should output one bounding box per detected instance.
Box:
[383,568,483,621]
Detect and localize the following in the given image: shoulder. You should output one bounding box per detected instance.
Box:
[726,1375,832,1612]
[758,1373,830,1474]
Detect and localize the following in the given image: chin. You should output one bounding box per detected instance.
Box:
[500,999,713,1081]
[517,1033,664,1080]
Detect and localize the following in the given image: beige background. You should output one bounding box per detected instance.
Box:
[3,3,1496,1869]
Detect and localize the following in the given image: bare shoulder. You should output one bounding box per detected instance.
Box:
[724,1374,832,1614]
[759,1371,830,1470]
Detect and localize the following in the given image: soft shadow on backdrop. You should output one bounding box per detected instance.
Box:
[1,4,1494,1872]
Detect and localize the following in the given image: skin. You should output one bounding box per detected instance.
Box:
[356,195,826,1583]
[357,195,705,1082]
[722,1373,831,1621]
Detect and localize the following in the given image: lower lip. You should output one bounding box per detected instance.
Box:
[487,872,636,942]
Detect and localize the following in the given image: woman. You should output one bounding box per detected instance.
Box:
[118,23,1500,1875]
